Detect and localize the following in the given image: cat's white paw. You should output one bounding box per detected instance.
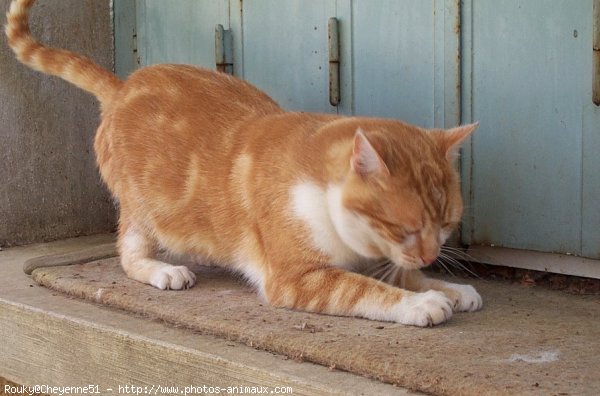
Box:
[445,283,483,312]
[149,265,196,290]
[393,290,454,327]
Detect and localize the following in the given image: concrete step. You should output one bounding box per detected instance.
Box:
[0,235,410,396]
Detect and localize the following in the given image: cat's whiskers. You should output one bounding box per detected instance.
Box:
[380,264,393,282]
[435,254,457,277]
[377,262,397,283]
[441,245,478,263]
[437,251,481,279]
[389,264,403,285]
[368,261,393,279]
[440,246,479,269]
[367,258,392,272]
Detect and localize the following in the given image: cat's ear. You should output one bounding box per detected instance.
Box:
[351,129,390,178]
[439,122,478,161]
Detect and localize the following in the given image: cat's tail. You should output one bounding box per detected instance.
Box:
[5,0,123,106]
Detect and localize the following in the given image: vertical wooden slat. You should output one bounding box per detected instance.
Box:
[593,0,600,105]
[113,0,138,79]
[459,0,475,246]
[433,0,461,129]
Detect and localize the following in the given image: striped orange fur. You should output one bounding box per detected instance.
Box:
[6,0,482,326]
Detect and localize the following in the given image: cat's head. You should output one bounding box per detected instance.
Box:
[338,122,477,270]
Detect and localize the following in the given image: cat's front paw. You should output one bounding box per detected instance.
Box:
[149,265,196,290]
[394,290,453,327]
[444,283,483,312]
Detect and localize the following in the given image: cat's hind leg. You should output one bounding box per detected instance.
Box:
[118,221,196,290]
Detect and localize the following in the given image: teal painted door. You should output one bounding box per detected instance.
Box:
[238,0,459,122]
[239,0,339,113]
[118,1,599,259]
[130,0,460,120]
[351,0,459,129]
[461,0,600,259]
[135,0,229,67]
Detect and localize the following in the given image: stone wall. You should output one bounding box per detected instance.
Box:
[0,0,116,247]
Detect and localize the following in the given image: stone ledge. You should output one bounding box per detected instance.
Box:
[0,235,409,396]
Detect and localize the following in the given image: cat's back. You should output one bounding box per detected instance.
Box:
[111,64,282,119]
[95,64,283,197]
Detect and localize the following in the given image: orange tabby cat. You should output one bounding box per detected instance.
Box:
[6,0,482,326]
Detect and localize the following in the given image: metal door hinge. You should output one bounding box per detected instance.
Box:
[328,18,340,106]
[215,24,233,74]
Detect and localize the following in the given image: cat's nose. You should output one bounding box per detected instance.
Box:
[421,255,437,265]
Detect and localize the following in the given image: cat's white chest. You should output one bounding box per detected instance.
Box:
[290,181,362,269]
